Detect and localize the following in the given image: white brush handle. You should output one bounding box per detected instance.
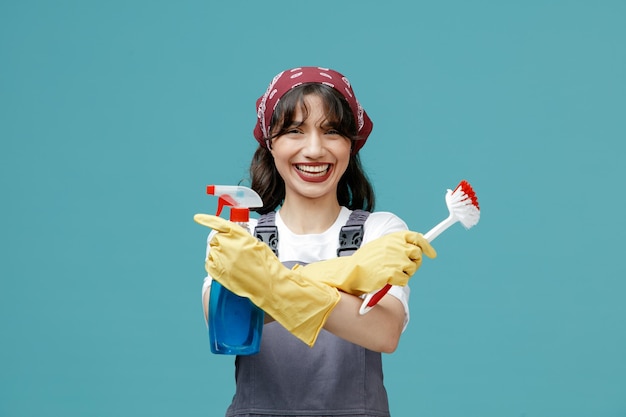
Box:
[358,214,459,315]
[422,214,456,242]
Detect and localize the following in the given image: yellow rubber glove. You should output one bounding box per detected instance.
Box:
[194,214,340,347]
[295,230,436,296]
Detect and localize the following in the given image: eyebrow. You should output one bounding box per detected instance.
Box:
[287,119,337,129]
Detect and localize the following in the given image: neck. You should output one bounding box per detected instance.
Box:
[279,195,342,234]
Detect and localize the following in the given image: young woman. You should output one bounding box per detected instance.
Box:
[196,66,436,417]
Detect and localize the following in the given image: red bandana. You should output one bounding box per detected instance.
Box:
[253,67,373,154]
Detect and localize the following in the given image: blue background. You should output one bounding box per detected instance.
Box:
[1,1,625,416]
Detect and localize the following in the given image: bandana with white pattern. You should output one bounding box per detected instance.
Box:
[253,67,373,154]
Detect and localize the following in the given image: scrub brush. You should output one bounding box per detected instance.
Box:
[359,180,481,315]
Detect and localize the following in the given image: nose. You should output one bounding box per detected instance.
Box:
[302,130,325,158]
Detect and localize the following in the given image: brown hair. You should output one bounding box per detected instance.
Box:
[249,83,375,214]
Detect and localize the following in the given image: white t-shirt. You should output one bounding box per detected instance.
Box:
[202,206,411,327]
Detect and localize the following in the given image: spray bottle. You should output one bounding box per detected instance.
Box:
[206,185,265,355]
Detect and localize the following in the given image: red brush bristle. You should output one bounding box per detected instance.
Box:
[455,180,480,210]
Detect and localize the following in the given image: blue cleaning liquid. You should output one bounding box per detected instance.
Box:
[208,280,264,355]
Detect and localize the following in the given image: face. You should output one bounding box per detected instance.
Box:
[269,94,352,205]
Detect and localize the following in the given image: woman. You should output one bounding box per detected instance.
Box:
[196,66,436,417]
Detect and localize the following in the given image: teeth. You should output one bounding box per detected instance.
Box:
[296,164,330,176]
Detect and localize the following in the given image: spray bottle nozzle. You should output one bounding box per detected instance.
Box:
[206,185,263,216]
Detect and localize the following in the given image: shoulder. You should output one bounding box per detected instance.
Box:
[362,211,409,244]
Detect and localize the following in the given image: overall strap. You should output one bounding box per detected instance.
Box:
[337,209,370,257]
[254,209,371,258]
[254,211,278,256]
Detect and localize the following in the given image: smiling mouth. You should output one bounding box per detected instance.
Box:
[295,164,331,177]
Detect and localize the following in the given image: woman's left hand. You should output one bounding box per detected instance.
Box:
[295,230,436,296]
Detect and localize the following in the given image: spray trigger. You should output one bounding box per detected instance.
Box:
[216,196,237,216]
